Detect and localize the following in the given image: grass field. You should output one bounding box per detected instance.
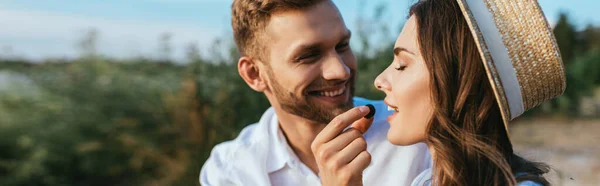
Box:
[511,118,600,186]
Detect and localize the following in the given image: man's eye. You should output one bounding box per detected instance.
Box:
[296,52,320,63]
[336,42,350,51]
[299,53,318,60]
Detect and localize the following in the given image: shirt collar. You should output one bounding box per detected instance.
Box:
[265,108,299,173]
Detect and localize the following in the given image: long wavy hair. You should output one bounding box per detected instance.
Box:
[409,0,550,185]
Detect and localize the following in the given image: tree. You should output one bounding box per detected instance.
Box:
[77,28,100,57]
[580,24,600,53]
[553,12,577,64]
[159,33,173,62]
[185,42,201,63]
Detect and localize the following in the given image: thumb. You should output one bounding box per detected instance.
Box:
[350,104,375,134]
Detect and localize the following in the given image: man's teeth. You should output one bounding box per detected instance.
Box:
[319,87,344,97]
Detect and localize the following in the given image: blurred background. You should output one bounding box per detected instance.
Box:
[0,0,598,185]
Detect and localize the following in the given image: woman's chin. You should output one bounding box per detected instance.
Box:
[386,129,421,146]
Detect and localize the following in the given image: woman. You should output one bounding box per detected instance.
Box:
[374,0,565,185]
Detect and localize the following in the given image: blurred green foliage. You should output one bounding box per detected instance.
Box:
[0,10,598,186]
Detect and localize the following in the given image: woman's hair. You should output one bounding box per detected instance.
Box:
[409,0,550,185]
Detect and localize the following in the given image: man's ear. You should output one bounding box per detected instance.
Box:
[238,56,267,92]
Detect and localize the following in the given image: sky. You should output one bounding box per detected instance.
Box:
[0,0,598,61]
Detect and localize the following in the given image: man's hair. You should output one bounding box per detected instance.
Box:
[231,0,326,60]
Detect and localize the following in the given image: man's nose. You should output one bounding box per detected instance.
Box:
[321,54,351,81]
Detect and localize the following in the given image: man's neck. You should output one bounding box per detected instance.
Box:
[276,111,326,175]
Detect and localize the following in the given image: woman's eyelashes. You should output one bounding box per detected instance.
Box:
[394,65,407,71]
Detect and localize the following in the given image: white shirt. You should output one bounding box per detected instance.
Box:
[200,97,431,186]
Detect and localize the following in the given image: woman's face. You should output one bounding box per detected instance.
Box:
[374,16,434,146]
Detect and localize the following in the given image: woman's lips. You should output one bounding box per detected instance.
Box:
[387,111,398,123]
[384,99,399,122]
[386,105,399,122]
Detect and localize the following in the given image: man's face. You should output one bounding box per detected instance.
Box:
[261,1,356,124]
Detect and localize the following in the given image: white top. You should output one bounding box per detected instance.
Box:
[410,168,543,186]
[200,97,432,186]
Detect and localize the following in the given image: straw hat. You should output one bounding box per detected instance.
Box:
[455,0,567,130]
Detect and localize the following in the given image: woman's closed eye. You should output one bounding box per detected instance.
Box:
[395,65,407,71]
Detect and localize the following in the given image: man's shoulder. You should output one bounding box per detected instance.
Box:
[207,122,266,160]
[200,122,270,185]
[200,122,269,179]
[210,106,277,155]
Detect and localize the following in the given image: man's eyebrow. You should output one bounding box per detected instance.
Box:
[290,30,353,59]
[286,42,321,62]
[393,46,416,56]
[294,43,321,54]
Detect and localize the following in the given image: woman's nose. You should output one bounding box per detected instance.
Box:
[374,72,390,92]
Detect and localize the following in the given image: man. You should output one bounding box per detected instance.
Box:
[200,0,430,185]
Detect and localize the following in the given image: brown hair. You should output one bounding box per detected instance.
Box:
[231,0,326,60]
[409,0,550,185]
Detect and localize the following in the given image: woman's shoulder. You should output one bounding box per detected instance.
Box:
[410,168,432,186]
[515,172,545,186]
[518,180,543,186]
[409,170,543,186]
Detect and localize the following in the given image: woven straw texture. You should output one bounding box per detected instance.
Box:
[456,0,566,127]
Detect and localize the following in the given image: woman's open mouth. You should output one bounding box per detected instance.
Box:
[387,105,399,112]
[384,100,399,122]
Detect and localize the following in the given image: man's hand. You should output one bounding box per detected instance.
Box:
[311,105,375,186]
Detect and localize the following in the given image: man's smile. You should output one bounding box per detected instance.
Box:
[306,82,349,104]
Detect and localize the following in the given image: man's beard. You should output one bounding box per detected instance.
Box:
[266,69,355,124]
